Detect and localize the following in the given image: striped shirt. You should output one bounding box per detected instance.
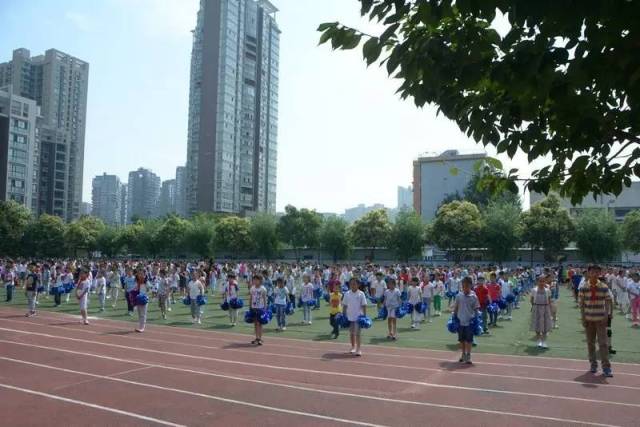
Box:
[578,280,612,322]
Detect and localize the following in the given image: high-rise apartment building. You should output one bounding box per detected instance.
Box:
[92,173,122,226]
[159,179,177,216]
[0,87,38,210]
[413,150,487,221]
[0,48,89,221]
[120,183,128,225]
[175,166,187,217]
[127,168,160,221]
[397,185,413,210]
[186,0,280,216]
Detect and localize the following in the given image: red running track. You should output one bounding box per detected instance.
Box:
[0,307,636,427]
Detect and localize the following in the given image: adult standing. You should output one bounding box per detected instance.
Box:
[578,265,613,377]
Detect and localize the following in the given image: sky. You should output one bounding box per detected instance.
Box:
[0,0,536,213]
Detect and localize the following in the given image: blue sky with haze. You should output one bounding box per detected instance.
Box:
[0,0,534,213]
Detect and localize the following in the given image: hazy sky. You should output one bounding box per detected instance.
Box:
[0,0,536,213]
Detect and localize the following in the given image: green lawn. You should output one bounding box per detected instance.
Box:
[3,286,639,363]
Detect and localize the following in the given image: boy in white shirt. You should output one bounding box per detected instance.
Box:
[250,274,268,345]
[421,278,435,323]
[343,277,367,356]
[95,272,107,312]
[384,278,402,340]
[407,277,423,328]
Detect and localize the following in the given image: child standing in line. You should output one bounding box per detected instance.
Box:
[408,277,422,329]
[453,277,480,364]
[433,274,445,316]
[383,278,401,340]
[486,273,501,328]
[329,286,342,339]
[629,272,640,327]
[76,269,91,325]
[124,269,136,316]
[343,277,367,356]
[421,277,434,323]
[24,263,39,317]
[95,271,107,312]
[134,269,149,333]
[530,277,553,348]
[250,274,268,345]
[224,272,240,326]
[157,269,170,320]
[188,272,205,325]
[301,274,314,325]
[274,278,289,331]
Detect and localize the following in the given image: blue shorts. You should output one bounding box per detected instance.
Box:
[458,325,474,343]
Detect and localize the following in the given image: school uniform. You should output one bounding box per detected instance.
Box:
[343,289,367,336]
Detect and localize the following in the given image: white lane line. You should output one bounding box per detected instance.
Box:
[0,328,638,410]
[0,353,622,427]
[18,308,640,368]
[6,316,640,378]
[0,382,185,427]
[7,317,638,391]
[0,356,387,427]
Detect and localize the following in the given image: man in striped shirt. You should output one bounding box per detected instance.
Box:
[578,265,613,377]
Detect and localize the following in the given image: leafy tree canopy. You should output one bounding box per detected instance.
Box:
[389,209,425,262]
[320,216,352,262]
[520,194,575,260]
[0,201,31,256]
[431,200,482,262]
[481,200,522,263]
[211,216,252,257]
[250,213,280,261]
[350,209,392,260]
[574,209,622,263]
[622,210,640,254]
[319,0,640,203]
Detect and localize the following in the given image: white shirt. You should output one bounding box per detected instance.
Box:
[371,279,386,297]
[301,282,314,302]
[188,280,203,299]
[343,289,367,321]
[383,288,402,309]
[96,277,106,294]
[76,279,90,303]
[422,282,435,298]
[407,285,422,304]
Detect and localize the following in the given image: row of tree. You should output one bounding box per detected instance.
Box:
[1,195,639,263]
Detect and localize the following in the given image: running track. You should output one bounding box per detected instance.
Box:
[0,306,638,427]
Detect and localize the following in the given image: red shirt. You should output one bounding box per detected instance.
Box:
[327,279,340,293]
[474,285,490,308]
[487,282,502,302]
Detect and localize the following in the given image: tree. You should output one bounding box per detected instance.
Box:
[431,201,482,262]
[521,195,575,262]
[138,219,162,257]
[184,214,216,258]
[622,210,640,254]
[0,201,31,256]
[156,215,191,256]
[319,1,640,203]
[389,209,425,262]
[319,216,352,263]
[22,214,67,258]
[97,226,123,258]
[574,210,622,263]
[118,222,145,255]
[481,201,522,264]
[211,217,253,258]
[65,222,92,257]
[278,205,322,260]
[250,213,279,261]
[350,209,391,261]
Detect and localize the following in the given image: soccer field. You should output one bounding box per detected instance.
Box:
[3,285,638,363]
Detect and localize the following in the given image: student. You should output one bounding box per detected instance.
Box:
[329,286,342,339]
[421,277,434,323]
[274,277,289,331]
[370,272,386,309]
[157,269,170,320]
[133,269,148,333]
[578,265,613,377]
[407,277,422,329]
[24,263,39,317]
[343,277,367,356]
[383,278,401,340]
[95,271,107,312]
[530,277,553,348]
[223,273,240,326]
[108,266,120,308]
[498,271,512,320]
[76,269,91,325]
[432,274,444,316]
[123,269,136,316]
[3,262,16,303]
[628,272,640,327]
[188,272,205,325]
[486,273,501,327]
[312,272,323,309]
[474,276,491,335]
[301,274,314,325]
[453,277,480,364]
[249,274,268,345]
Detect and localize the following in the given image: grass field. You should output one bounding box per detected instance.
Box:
[3,285,639,363]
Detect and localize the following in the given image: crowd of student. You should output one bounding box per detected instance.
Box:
[1,259,638,373]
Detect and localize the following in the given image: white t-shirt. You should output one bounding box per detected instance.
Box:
[96,277,106,294]
[223,281,238,302]
[371,279,386,297]
[188,280,203,299]
[383,288,402,309]
[422,282,435,298]
[157,277,170,295]
[76,279,90,304]
[343,289,367,321]
[301,282,314,302]
[407,285,422,304]
[250,285,267,309]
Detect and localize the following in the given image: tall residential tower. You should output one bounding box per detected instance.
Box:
[0,48,89,221]
[186,0,280,216]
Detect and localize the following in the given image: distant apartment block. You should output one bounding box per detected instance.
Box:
[397,185,413,210]
[127,168,160,221]
[0,48,89,221]
[159,179,177,216]
[92,173,122,226]
[0,87,38,210]
[175,166,187,217]
[530,182,640,223]
[186,0,280,216]
[413,150,487,221]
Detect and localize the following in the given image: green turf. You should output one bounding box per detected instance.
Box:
[3,286,639,363]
